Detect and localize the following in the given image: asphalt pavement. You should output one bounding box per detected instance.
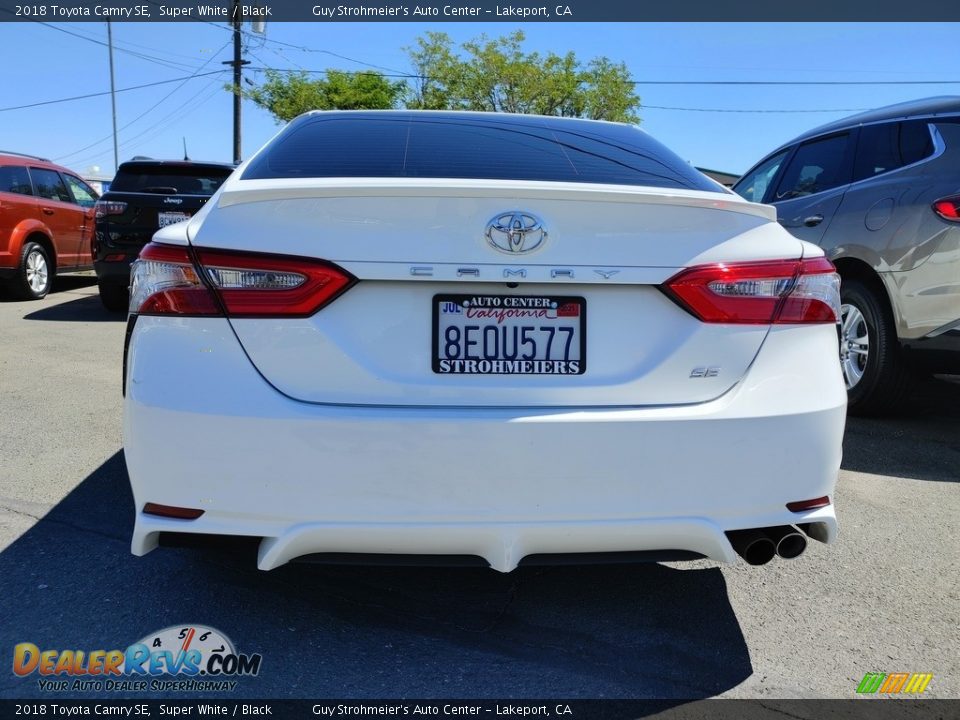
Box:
[0,275,957,701]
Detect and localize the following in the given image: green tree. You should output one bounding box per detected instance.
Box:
[406,31,640,123]
[248,70,407,123]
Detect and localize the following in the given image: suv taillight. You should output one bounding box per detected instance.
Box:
[932,195,960,222]
[663,257,840,324]
[95,200,127,218]
[129,243,355,317]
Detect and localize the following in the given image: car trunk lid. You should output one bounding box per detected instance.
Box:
[187,180,800,408]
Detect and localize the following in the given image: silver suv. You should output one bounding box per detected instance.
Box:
[734,97,960,414]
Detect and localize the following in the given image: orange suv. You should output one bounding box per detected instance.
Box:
[0,151,99,299]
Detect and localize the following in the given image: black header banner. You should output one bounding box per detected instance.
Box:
[0,700,954,718]
[1,0,960,21]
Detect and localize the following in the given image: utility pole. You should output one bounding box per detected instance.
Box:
[223,0,249,164]
[106,20,119,173]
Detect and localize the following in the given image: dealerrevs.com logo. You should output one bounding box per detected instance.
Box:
[13,625,262,693]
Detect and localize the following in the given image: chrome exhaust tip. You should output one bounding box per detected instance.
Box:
[726,529,776,566]
[798,522,830,544]
[764,525,808,560]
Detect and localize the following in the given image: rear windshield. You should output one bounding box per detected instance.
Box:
[111,165,232,195]
[242,114,723,193]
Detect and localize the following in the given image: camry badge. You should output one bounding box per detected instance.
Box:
[485,212,547,255]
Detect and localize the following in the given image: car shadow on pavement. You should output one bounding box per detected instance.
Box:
[0,274,97,300]
[22,293,124,322]
[842,375,960,483]
[0,451,752,703]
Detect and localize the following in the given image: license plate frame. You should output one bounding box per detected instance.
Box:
[432,293,587,375]
[158,211,190,228]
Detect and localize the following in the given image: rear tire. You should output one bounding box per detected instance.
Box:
[11,242,53,300]
[840,278,911,415]
[98,282,129,313]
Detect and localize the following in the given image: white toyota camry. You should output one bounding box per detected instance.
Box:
[123,111,846,571]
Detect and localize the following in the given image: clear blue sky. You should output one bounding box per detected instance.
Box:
[2,21,959,178]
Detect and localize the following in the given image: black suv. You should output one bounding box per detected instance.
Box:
[93,159,234,311]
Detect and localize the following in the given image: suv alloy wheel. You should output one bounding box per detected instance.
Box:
[13,241,52,300]
[840,278,912,415]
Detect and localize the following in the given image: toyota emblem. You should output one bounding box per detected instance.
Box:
[485,212,548,255]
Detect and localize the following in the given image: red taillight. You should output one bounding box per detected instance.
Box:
[143,502,205,520]
[932,195,960,221]
[130,243,354,318]
[131,243,221,316]
[195,248,354,317]
[663,256,840,324]
[786,496,831,512]
[94,200,127,218]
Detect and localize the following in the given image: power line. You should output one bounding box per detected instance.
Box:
[66,76,228,169]
[250,67,960,85]
[3,15,207,74]
[242,64,960,114]
[254,37,411,75]
[43,23,200,71]
[96,32,218,64]
[114,79,228,158]
[264,45,306,72]
[97,8,960,86]
[22,11,960,90]
[0,71,226,113]
[55,40,232,162]
[23,16,209,64]
[5,63,956,117]
[161,7,411,76]
[246,64,960,86]
[5,69,949,117]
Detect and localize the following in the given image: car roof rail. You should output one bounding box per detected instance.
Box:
[0,149,53,163]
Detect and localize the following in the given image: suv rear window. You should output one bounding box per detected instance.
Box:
[852,120,935,182]
[0,165,33,196]
[242,114,723,192]
[110,165,232,195]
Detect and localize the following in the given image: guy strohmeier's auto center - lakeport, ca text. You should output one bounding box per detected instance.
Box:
[308,5,571,17]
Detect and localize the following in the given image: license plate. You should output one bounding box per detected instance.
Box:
[158,211,190,227]
[433,294,586,375]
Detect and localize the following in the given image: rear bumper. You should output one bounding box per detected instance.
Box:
[124,318,846,572]
[93,226,149,284]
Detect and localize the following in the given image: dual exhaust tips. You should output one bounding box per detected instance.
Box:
[726,525,810,565]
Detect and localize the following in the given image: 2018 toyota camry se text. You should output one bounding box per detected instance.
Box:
[123,111,846,571]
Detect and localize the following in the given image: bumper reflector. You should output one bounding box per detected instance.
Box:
[143,502,205,520]
[786,496,831,512]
